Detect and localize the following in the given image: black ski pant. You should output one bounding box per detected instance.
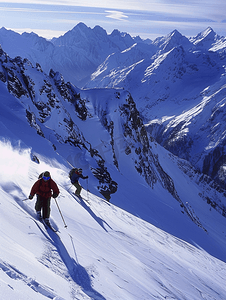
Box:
[35,195,51,219]
[73,181,82,196]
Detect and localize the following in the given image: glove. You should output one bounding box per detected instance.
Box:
[85,176,88,179]
[52,193,58,198]
[29,195,33,200]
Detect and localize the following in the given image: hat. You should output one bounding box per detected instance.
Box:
[43,171,50,177]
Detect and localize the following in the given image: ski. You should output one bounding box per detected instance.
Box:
[77,195,90,206]
[15,196,59,234]
[38,217,58,233]
[101,198,111,206]
[43,221,58,233]
[45,223,58,233]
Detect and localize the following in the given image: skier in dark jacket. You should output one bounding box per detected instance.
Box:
[70,168,88,197]
[29,171,60,226]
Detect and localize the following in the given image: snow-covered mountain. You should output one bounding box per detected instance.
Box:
[85,27,226,191]
[0,25,226,299]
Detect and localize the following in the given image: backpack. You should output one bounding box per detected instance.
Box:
[69,168,82,179]
[69,168,78,179]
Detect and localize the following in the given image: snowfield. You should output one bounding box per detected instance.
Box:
[0,141,226,299]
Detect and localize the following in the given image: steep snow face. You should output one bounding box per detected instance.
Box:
[88,43,223,122]
[149,79,226,183]
[87,42,157,88]
[0,143,226,300]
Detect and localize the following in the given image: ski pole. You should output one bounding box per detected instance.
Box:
[54,198,67,228]
[22,198,29,201]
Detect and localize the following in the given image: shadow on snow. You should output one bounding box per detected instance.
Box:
[71,193,113,233]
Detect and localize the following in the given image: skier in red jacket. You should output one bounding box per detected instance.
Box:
[29,171,59,226]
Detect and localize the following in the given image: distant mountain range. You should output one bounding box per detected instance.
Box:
[0,23,150,88]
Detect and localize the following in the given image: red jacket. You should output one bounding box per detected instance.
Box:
[30,178,59,199]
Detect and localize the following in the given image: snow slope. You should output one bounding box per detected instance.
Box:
[0,142,226,300]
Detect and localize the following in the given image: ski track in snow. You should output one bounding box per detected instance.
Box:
[0,258,57,299]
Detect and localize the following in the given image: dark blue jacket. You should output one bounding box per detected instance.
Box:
[71,172,88,184]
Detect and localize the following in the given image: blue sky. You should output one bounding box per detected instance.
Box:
[0,1,226,40]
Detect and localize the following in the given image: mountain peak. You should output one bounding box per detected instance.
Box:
[93,25,107,36]
[110,29,121,37]
[170,29,182,38]
[190,27,218,47]
[72,22,89,31]
[202,26,215,37]
[153,29,191,52]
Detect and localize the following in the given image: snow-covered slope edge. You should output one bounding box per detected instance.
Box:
[0,142,226,300]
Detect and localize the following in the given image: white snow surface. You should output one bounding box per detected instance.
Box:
[0,141,226,300]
